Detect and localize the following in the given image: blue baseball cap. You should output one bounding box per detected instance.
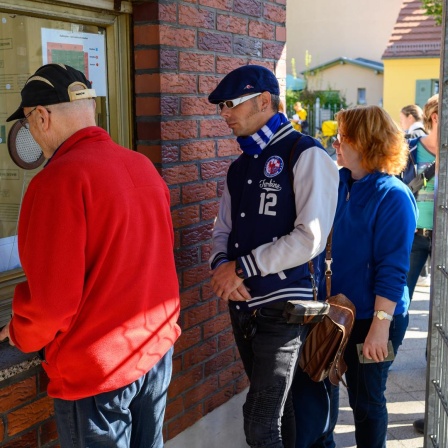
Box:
[208,65,280,104]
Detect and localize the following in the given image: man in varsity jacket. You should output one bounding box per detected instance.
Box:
[208,65,339,448]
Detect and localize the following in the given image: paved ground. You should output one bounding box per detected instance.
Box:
[166,286,429,448]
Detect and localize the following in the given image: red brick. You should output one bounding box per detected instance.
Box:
[0,377,36,413]
[39,369,50,393]
[182,181,217,204]
[159,2,177,22]
[219,328,236,350]
[184,376,218,408]
[1,431,37,448]
[205,347,236,378]
[0,418,4,442]
[249,20,275,40]
[201,242,212,262]
[162,144,180,163]
[160,25,196,48]
[166,404,203,440]
[181,222,214,246]
[181,97,216,116]
[201,159,232,179]
[198,32,232,53]
[236,374,250,393]
[180,287,201,308]
[136,121,161,140]
[199,75,224,94]
[181,140,216,161]
[134,49,159,70]
[276,25,286,42]
[201,282,215,300]
[134,25,160,46]
[137,145,162,164]
[264,2,286,23]
[234,35,262,57]
[161,73,197,94]
[180,52,215,73]
[174,230,181,249]
[171,204,200,228]
[170,187,181,207]
[8,395,54,436]
[234,0,262,17]
[40,418,58,445]
[175,246,199,269]
[204,384,235,414]
[183,300,218,330]
[169,365,203,398]
[217,14,248,34]
[173,325,202,354]
[200,119,231,138]
[203,313,231,339]
[165,395,184,422]
[183,338,218,368]
[135,73,161,94]
[216,56,248,74]
[218,361,245,386]
[198,0,232,11]
[136,97,161,116]
[162,164,198,185]
[201,200,220,221]
[161,120,198,140]
[263,41,286,60]
[132,3,158,21]
[179,5,215,29]
[217,138,240,156]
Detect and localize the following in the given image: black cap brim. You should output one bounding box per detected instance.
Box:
[7,107,25,122]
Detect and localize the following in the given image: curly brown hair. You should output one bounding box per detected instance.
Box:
[335,105,409,175]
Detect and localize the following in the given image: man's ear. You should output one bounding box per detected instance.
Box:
[36,105,51,131]
[260,91,272,111]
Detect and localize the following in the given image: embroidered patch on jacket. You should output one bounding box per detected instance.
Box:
[264,156,284,178]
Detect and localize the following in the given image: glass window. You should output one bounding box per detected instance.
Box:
[357,88,366,105]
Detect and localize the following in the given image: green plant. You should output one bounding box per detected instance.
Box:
[422,0,442,25]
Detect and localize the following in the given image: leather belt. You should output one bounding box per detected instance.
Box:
[416,228,432,238]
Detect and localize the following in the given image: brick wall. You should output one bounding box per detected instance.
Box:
[0,367,58,447]
[133,0,287,441]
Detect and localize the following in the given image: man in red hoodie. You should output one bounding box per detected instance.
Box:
[0,64,180,448]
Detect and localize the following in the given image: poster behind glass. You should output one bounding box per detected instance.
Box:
[0,13,107,274]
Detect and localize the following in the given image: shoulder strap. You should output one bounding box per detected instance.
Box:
[325,229,333,299]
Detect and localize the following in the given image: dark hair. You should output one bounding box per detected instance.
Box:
[335,105,408,175]
[400,104,423,122]
[270,94,280,113]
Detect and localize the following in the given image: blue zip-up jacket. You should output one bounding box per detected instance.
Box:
[330,168,418,319]
[210,122,339,311]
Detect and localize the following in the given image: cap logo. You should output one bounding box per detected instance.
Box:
[243,84,254,90]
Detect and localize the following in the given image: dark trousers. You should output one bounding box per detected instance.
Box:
[230,304,308,448]
[407,233,431,300]
[342,315,409,448]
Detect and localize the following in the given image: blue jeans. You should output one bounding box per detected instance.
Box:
[338,314,409,448]
[407,233,431,300]
[229,303,309,448]
[291,369,337,448]
[54,347,173,448]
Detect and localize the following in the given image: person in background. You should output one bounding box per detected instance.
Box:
[208,64,338,448]
[0,63,180,448]
[327,106,417,447]
[291,101,309,134]
[402,94,439,435]
[400,104,427,139]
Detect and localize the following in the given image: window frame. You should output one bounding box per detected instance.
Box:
[0,0,133,321]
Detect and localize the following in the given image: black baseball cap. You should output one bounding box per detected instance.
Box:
[208,65,280,104]
[7,63,96,122]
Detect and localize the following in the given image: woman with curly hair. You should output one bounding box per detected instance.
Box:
[327,105,418,447]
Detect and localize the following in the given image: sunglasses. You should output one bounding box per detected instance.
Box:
[218,92,262,111]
